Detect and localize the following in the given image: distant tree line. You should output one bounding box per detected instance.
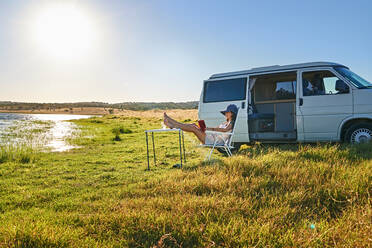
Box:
[0,101,199,111]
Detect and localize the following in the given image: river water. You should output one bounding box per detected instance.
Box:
[0,113,91,152]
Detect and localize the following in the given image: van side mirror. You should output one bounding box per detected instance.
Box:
[335,80,349,94]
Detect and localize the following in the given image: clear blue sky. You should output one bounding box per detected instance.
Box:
[0,0,371,103]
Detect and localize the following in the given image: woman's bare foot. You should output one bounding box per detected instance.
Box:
[164,112,171,120]
[163,113,169,127]
[163,118,171,128]
[163,114,175,129]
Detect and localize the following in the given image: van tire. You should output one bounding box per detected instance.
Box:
[345,122,372,144]
[217,143,241,156]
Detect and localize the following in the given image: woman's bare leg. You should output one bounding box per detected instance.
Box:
[164,113,206,143]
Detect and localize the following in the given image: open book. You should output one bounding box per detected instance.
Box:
[198,120,206,132]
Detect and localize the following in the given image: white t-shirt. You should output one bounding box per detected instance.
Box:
[205,121,231,145]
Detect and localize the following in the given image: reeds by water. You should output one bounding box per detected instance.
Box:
[0,144,37,164]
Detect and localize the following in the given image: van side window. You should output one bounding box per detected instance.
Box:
[203,78,247,103]
[254,72,297,103]
[302,71,350,96]
[275,81,297,100]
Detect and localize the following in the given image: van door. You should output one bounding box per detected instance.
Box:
[199,77,249,143]
[298,68,353,141]
[249,71,297,141]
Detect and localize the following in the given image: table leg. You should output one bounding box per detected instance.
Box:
[145,132,150,170]
[182,131,186,163]
[151,132,156,166]
[178,130,183,168]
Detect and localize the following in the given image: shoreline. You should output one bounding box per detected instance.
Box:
[0,111,99,116]
[0,107,110,115]
[0,108,198,120]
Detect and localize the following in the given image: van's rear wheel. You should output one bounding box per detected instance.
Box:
[345,123,372,144]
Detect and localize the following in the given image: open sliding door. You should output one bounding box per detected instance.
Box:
[248,71,298,141]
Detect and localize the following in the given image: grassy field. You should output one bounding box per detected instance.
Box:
[0,111,371,247]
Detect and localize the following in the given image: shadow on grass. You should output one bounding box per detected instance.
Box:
[238,142,372,162]
[182,158,223,171]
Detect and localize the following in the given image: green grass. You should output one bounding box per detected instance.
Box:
[0,114,371,247]
[0,145,37,164]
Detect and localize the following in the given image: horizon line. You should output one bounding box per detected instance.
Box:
[0,100,199,104]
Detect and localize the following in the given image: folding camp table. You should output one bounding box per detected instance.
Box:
[145,128,186,170]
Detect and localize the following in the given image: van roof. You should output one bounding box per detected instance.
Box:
[209,62,348,79]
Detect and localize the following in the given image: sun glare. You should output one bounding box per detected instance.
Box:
[32,3,98,60]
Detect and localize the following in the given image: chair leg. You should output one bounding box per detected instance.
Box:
[207,147,214,161]
[206,142,218,161]
[225,146,232,156]
[224,147,229,156]
[205,148,211,160]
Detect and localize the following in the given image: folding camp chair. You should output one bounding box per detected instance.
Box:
[200,108,239,161]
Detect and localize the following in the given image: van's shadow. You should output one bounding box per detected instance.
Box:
[237,142,372,162]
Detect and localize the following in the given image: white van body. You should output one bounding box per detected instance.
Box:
[199,62,372,144]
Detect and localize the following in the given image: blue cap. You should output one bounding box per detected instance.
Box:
[220,104,238,115]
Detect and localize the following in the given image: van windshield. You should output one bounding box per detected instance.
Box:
[334,67,372,88]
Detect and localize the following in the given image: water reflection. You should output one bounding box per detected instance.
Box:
[0,113,91,152]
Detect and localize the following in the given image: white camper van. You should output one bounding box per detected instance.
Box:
[198,62,372,148]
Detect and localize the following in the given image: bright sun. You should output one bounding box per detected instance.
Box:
[32,3,98,60]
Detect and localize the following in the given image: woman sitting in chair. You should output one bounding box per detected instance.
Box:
[163,104,238,145]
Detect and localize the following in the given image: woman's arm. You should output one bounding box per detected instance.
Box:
[206,123,233,132]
